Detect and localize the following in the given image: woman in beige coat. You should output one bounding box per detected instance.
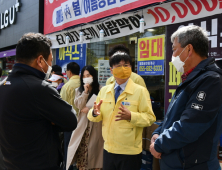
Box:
[66,65,104,170]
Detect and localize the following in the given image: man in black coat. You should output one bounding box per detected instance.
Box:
[0,33,77,170]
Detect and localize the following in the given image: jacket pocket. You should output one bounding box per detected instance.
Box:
[100,100,114,114]
[161,150,184,169]
[177,149,185,168]
[123,100,138,112]
[114,126,135,146]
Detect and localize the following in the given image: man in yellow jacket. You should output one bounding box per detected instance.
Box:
[88,51,156,170]
[60,62,80,170]
[60,62,80,113]
[106,44,146,88]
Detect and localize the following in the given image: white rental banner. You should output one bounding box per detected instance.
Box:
[48,0,222,49]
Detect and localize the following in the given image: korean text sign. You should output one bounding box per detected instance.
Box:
[56,44,86,78]
[47,0,222,48]
[137,35,165,75]
[44,0,164,34]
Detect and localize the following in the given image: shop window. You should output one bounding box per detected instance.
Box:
[0,56,16,80]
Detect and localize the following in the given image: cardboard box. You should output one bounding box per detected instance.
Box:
[153,157,160,170]
[142,123,160,151]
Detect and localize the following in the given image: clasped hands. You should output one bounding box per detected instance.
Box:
[93,100,131,121]
[150,134,161,159]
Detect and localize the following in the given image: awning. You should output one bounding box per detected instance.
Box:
[0,49,16,59]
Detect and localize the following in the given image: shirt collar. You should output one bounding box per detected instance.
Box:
[114,79,129,91]
[181,67,196,83]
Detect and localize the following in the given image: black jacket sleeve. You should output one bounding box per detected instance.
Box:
[33,81,77,132]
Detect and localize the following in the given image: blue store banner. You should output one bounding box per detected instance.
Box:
[56,44,86,77]
[137,60,164,76]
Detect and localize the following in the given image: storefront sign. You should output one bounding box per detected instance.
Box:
[98,60,112,86]
[0,0,42,49]
[47,0,222,49]
[0,0,20,33]
[137,35,165,75]
[44,0,164,34]
[0,49,16,59]
[56,44,86,78]
[165,14,222,112]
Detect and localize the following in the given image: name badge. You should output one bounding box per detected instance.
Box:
[122,102,130,106]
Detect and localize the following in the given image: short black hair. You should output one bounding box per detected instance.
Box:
[0,67,2,77]
[108,44,130,57]
[67,62,80,75]
[16,33,52,64]
[52,65,62,73]
[109,51,132,68]
[54,72,63,77]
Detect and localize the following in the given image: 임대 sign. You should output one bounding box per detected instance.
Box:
[137,35,165,75]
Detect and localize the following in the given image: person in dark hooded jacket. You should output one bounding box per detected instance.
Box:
[0,33,77,170]
[150,25,222,170]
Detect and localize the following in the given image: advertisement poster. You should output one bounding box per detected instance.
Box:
[98,60,112,86]
[56,44,86,78]
[165,13,222,112]
[137,35,165,75]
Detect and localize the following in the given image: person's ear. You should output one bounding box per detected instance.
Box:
[187,44,193,57]
[110,67,113,75]
[36,55,44,68]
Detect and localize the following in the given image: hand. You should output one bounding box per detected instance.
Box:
[93,100,103,116]
[84,84,89,93]
[151,134,159,144]
[81,107,89,114]
[115,103,131,121]
[150,142,161,159]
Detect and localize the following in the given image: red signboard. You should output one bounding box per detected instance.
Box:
[44,0,165,34]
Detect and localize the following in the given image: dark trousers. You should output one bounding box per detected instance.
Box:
[103,149,142,170]
[63,132,73,170]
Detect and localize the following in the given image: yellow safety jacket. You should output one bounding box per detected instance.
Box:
[60,75,80,113]
[88,78,155,155]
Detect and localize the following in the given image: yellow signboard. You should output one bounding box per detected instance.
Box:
[138,35,165,61]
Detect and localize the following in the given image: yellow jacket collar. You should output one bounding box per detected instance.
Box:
[109,76,115,84]
[70,75,80,80]
[106,78,134,95]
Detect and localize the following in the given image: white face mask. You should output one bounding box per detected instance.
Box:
[51,82,58,87]
[171,46,189,73]
[41,58,52,80]
[83,77,93,84]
